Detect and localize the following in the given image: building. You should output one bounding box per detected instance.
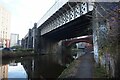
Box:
[0,5,11,48]
[10,33,19,47]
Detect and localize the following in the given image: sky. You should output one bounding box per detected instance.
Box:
[0,0,56,40]
[8,63,27,78]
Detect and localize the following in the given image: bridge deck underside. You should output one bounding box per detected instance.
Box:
[42,11,92,41]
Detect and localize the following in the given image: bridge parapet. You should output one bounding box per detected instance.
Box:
[37,0,69,28]
[37,0,94,35]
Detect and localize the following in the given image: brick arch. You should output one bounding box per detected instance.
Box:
[64,35,93,47]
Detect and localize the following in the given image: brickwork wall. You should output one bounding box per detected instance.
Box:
[93,2,119,77]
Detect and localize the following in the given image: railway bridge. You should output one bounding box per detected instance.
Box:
[36,0,94,54]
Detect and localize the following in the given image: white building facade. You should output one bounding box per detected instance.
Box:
[10,33,19,47]
[0,5,11,48]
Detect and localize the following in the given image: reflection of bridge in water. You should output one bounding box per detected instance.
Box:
[1,55,66,79]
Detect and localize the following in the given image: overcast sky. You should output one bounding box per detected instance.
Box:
[0,0,56,39]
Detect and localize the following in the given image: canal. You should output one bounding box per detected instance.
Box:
[1,53,73,80]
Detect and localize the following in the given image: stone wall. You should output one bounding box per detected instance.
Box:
[93,2,119,77]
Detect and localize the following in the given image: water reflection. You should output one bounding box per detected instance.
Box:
[0,64,8,79]
[8,63,27,78]
[21,55,66,79]
[1,54,67,80]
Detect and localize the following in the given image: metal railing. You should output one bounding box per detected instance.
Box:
[37,0,69,28]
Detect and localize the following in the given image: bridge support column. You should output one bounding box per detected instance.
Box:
[35,35,73,65]
[36,36,63,55]
[62,41,75,63]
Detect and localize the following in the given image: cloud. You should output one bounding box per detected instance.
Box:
[1,0,56,39]
[1,0,14,4]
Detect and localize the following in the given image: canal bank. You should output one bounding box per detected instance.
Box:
[58,53,95,78]
[58,52,109,78]
[1,49,36,58]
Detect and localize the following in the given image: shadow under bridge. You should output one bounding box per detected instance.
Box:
[42,11,93,41]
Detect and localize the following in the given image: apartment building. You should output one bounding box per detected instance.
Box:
[0,5,11,48]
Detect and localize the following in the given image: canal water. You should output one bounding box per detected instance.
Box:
[1,54,72,80]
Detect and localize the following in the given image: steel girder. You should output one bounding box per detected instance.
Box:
[40,2,94,35]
